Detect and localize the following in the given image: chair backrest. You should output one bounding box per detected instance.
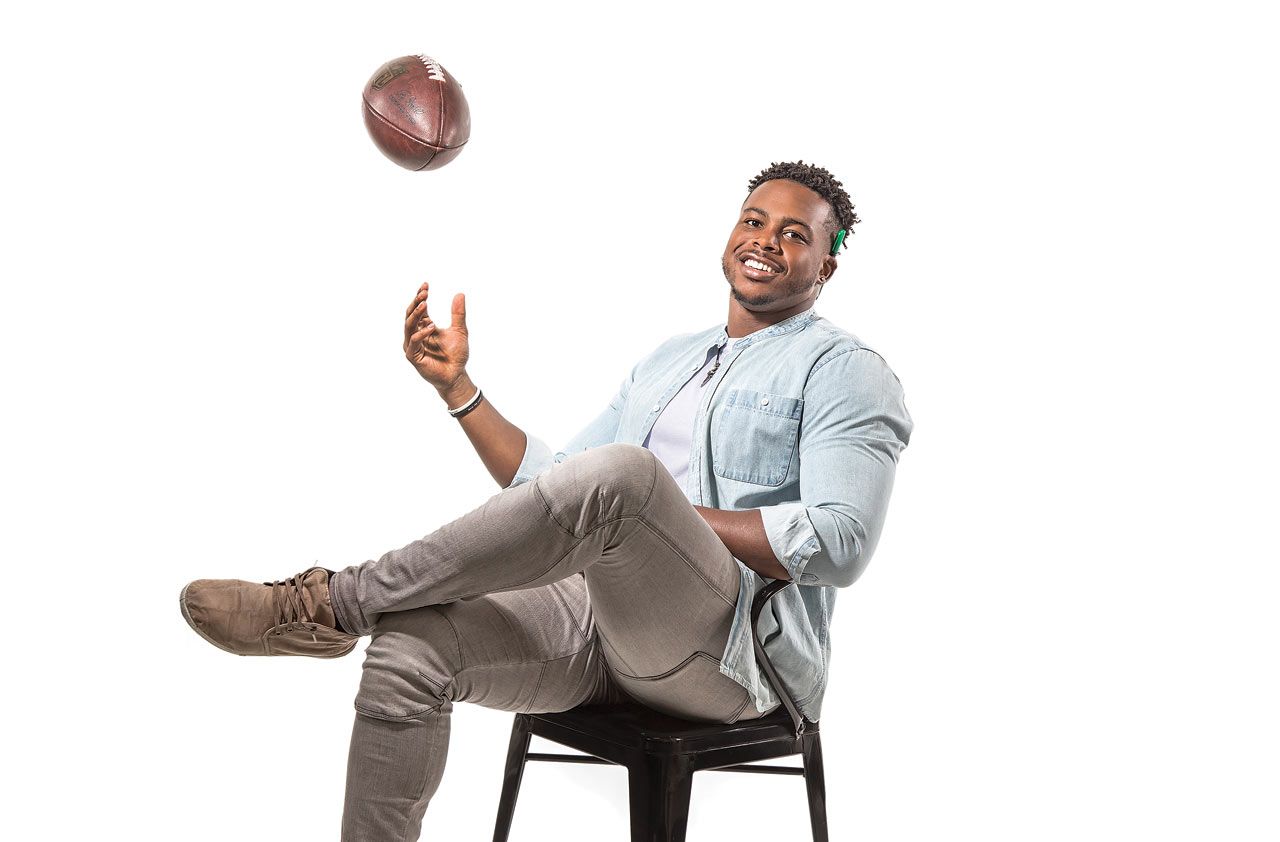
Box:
[750,579,819,737]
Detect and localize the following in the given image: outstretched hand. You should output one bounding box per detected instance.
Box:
[404,281,470,393]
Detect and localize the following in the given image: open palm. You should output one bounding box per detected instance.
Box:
[403,281,470,392]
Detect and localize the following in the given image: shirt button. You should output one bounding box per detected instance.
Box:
[652,404,660,412]
[761,398,770,406]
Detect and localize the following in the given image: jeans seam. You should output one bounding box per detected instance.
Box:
[535,447,660,539]
[636,448,660,517]
[534,480,576,536]
[353,701,441,721]
[610,650,749,722]
[610,649,715,681]
[634,516,738,607]
[534,495,657,542]
[725,695,753,723]
[547,582,590,643]
[431,605,467,672]
[414,671,447,695]
[393,450,673,626]
[438,508,729,608]
[398,714,441,842]
[439,503,662,605]
[361,645,594,722]
[523,662,549,713]
[446,641,596,674]
[436,531,589,603]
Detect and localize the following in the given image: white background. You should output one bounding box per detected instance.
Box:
[3,1,1277,839]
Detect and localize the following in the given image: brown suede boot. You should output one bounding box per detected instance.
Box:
[180,566,358,657]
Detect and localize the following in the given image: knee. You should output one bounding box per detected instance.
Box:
[584,443,660,491]
[538,444,659,536]
[353,607,459,722]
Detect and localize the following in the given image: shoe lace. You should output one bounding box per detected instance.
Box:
[264,571,319,639]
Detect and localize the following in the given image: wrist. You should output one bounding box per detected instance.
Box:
[438,374,477,411]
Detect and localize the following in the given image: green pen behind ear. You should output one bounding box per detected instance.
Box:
[829,228,847,256]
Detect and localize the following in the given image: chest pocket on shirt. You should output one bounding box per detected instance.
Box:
[711,387,804,487]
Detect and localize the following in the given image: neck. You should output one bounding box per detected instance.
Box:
[726,300,814,339]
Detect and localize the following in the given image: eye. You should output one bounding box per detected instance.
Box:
[743,218,762,227]
[785,231,807,242]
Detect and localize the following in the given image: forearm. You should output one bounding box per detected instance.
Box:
[692,506,791,581]
[438,373,528,489]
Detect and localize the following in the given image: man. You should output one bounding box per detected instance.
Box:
[180,160,913,840]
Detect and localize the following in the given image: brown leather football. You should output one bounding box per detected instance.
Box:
[362,54,471,171]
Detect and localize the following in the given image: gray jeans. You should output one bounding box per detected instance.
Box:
[327,442,779,841]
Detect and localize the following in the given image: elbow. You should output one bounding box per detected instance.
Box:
[795,530,872,589]
[811,552,863,589]
[834,523,879,587]
[823,550,870,589]
[835,549,870,588]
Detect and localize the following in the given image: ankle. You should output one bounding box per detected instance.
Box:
[325,569,355,635]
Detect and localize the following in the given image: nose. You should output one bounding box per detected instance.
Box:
[751,229,781,252]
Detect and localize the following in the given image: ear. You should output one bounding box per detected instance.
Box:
[819,254,838,283]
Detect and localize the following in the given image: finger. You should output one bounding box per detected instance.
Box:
[408,329,434,351]
[452,292,466,330]
[410,320,436,342]
[404,301,427,337]
[404,283,429,319]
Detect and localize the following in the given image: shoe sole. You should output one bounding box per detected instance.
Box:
[180,581,358,658]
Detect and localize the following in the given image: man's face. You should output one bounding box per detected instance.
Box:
[720,179,836,311]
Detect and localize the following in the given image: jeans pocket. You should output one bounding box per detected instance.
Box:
[608,651,752,724]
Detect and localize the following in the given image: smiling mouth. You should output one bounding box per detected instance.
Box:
[740,257,782,280]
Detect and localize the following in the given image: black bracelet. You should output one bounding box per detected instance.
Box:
[450,389,484,419]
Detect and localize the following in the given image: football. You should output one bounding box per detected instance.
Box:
[362,54,471,171]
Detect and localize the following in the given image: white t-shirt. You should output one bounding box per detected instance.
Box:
[641,337,747,496]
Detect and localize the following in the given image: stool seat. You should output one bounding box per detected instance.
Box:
[491,579,831,842]
[525,700,806,765]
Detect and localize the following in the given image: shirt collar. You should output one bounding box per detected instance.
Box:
[713,306,819,352]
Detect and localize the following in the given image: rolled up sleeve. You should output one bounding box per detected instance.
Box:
[505,431,558,489]
[504,359,641,490]
[760,348,913,587]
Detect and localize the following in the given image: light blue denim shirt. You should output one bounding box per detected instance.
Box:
[504,306,913,721]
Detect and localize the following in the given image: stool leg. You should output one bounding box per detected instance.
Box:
[628,754,694,842]
[492,714,533,842]
[800,732,829,842]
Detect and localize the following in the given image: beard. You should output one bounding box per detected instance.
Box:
[721,254,811,307]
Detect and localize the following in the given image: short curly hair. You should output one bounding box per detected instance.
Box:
[746,160,860,254]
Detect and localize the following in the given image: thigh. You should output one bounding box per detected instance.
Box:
[581,449,758,724]
[355,574,619,721]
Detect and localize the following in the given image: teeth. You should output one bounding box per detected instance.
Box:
[744,258,776,272]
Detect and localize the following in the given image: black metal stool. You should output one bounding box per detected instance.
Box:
[491,579,828,842]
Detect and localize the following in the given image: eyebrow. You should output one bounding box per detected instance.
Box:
[742,206,814,235]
